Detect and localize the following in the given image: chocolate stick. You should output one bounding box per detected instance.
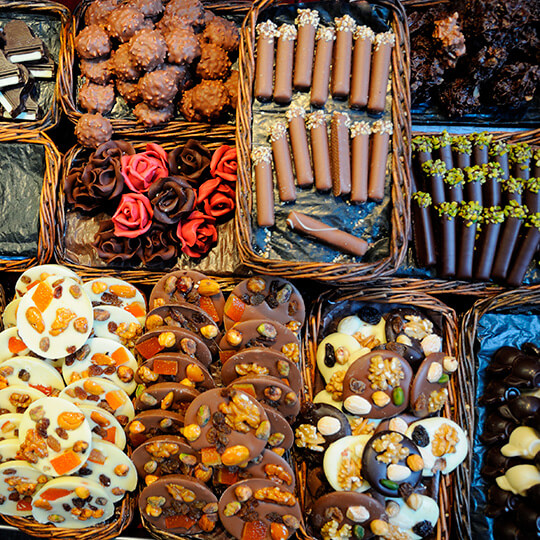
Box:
[506,213,540,286]
[524,177,540,215]
[269,121,296,202]
[451,135,472,170]
[510,143,532,182]
[330,111,351,197]
[436,202,459,278]
[411,136,434,181]
[456,201,482,279]
[306,111,332,191]
[422,159,447,205]
[310,27,335,107]
[254,21,278,101]
[534,148,540,179]
[435,130,453,170]
[252,146,275,227]
[331,15,355,99]
[471,132,492,166]
[444,168,465,204]
[411,186,436,268]
[502,176,524,205]
[350,121,371,203]
[368,119,392,201]
[286,210,368,256]
[489,140,509,181]
[350,26,374,109]
[482,162,504,208]
[286,105,313,188]
[293,9,319,90]
[464,165,485,206]
[367,31,395,114]
[273,24,297,104]
[475,206,505,280]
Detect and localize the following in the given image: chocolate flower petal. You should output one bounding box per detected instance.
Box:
[177,210,218,258]
[93,219,142,266]
[137,223,178,268]
[148,175,196,224]
[168,139,211,182]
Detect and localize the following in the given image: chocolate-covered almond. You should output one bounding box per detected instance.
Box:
[134,382,199,413]
[126,409,185,447]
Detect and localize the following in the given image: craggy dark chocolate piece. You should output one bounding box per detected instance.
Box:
[75,113,113,148]
[134,382,199,413]
[127,409,185,447]
[78,81,115,114]
[4,20,44,63]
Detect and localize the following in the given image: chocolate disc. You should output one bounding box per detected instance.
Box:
[373,341,424,366]
[0,413,22,440]
[260,404,294,453]
[0,386,46,414]
[127,409,185,447]
[91,305,143,349]
[15,265,81,298]
[361,430,423,497]
[0,356,65,395]
[487,346,524,376]
[316,332,364,384]
[374,414,417,435]
[0,327,31,362]
[223,276,305,335]
[0,438,19,462]
[218,478,301,540]
[387,495,439,539]
[78,404,126,449]
[134,382,199,413]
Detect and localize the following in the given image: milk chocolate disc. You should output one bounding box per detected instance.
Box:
[134,382,199,413]
[139,475,218,534]
[223,276,305,334]
[260,404,294,453]
[218,478,301,540]
[361,430,423,497]
[221,348,302,395]
[135,326,212,366]
[149,270,225,323]
[126,409,185,447]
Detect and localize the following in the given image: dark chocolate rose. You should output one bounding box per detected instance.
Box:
[112,192,153,238]
[210,144,237,182]
[148,176,195,224]
[177,210,217,258]
[93,219,141,266]
[137,223,178,268]
[168,139,211,183]
[196,177,235,219]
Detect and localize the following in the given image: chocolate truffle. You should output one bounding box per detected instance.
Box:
[164,0,205,29]
[138,68,178,108]
[75,113,113,148]
[109,42,140,81]
[78,81,116,114]
[180,79,228,122]
[126,0,163,18]
[133,102,174,127]
[128,28,167,71]
[75,24,111,59]
[106,5,145,42]
[224,69,238,108]
[80,58,113,85]
[116,79,141,105]
[196,42,231,80]
[155,14,192,36]
[84,0,117,27]
[164,26,201,65]
[202,16,239,52]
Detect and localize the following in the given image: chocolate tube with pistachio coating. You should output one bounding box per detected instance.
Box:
[412,136,434,180]
[350,25,374,108]
[269,121,296,202]
[273,24,297,104]
[422,159,447,205]
[254,21,278,101]
[331,15,355,98]
[524,177,540,215]
[350,121,371,202]
[471,132,493,166]
[489,140,510,181]
[510,143,532,182]
[252,146,275,227]
[475,206,505,280]
[330,111,351,196]
[502,176,524,205]
[451,135,472,170]
[507,213,540,286]
[534,148,540,179]
[286,105,312,187]
[311,27,335,107]
[293,8,319,90]
[457,201,483,279]
[367,31,395,114]
[286,210,368,256]
[436,201,459,278]
[368,119,392,201]
[434,130,453,170]
[307,111,332,191]
[464,165,485,206]
[482,162,504,207]
[412,186,436,267]
[444,168,465,204]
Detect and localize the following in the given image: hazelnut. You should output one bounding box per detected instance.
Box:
[186,363,205,382]
[246,277,266,293]
[443,355,458,373]
[75,486,90,499]
[344,395,372,415]
[114,464,129,476]
[234,484,253,502]
[346,505,370,522]
[406,454,424,472]
[181,338,197,356]
[372,391,391,408]
[226,329,243,347]
[427,362,443,383]
[264,386,282,401]
[183,424,201,442]
[200,324,219,339]
[406,493,423,511]
[158,332,176,348]
[421,334,442,355]
[370,519,389,536]
[334,346,350,365]
[146,314,164,330]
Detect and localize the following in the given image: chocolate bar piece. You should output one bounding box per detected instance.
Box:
[3,20,44,63]
[444,168,465,204]
[1,94,38,121]
[310,27,334,107]
[367,31,395,113]
[307,111,332,191]
[273,24,296,104]
[286,105,313,187]
[0,50,20,89]
[26,53,55,79]
[331,15,355,98]
[254,21,278,101]
[330,111,351,196]
[287,211,368,256]
[293,9,319,90]
[350,121,371,202]
[412,136,433,180]
[422,159,447,205]
[350,26,374,108]
[482,162,504,208]
[464,165,485,206]
[269,121,296,202]
[368,119,392,201]
[252,146,274,227]
[0,65,33,118]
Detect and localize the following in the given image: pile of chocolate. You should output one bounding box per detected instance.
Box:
[295,304,468,539]
[0,20,55,120]
[74,0,239,131]
[412,133,540,285]
[479,343,540,539]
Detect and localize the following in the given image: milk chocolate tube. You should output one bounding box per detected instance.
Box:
[330,111,351,196]
[311,27,334,107]
[293,9,319,90]
[269,121,296,202]
[254,21,278,101]
[273,24,297,104]
[307,111,332,191]
[369,119,392,201]
[350,121,371,202]
[331,15,355,99]
[252,146,274,227]
[350,26,374,109]
[287,211,368,257]
[286,105,313,187]
[367,31,395,114]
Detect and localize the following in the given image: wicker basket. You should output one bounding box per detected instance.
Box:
[235,0,411,283]
[301,287,471,540]
[0,0,70,132]
[59,0,253,140]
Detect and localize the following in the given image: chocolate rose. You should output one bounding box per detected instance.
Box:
[196,177,235,219]
[137,223,178,268]
[168,139,211,183]
[177,210,218,258]
[210,144,237,182]
[121,142,169,192]
[112,192,153,237]
[148,176,195,224]
[93,219,141,266]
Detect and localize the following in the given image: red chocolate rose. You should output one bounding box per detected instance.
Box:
[112,192,153,238]
[177,210,217,258]
[121,142,169,192]
[196,177,235,219]
[210,145,237,182]
[93,219,141,266]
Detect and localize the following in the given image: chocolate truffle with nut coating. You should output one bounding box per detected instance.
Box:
[180,80,229,122]
[128,28,167,71]
[75,24,111,59]
[78,81,116,114]
[84,0,118,27]
[165,27,201,65]
[80,58,113,85]
[202,16,239,52]
[116,80,141,105]
[133,102,174,127]
[106,5,145,42]
[138,68,178,108]
[75,113,113,148]
[196,43,231,80]
[109,42,140,81]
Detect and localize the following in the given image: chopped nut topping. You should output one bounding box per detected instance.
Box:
[235,363,269,377]
[254,486,296,506]
[353,333,381,350]
[432,423,459,457]
[373,433,410,464]
[321,519,352,540]
[368,356,404,391]
[295,424,325,451]
[349,417,376,436]
[403,315,433,340]
[218,391,261,433]
[325,370,345,400]
[428,388,448,413]
[281,342,300,363]
[337,447,364,490]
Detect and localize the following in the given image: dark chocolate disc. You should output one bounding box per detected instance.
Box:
[139,474,218,534]
[361,430,423,497]
[374,414,417,435]
[260,404,294,453]
[127,409,185,447]
[373,340,424,366]
[221,347,303,395]
[218,478,301,540]
[223,276,305,335]
[134,382,199,413]
[149,270,225,323]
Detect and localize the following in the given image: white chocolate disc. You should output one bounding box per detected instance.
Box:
[0,413,22,440]
[316,332,363,382]
[78,405,126,450]
[3,299,20,329]
[91,305,143,349]
[0,328,31,362]
[31,476,114,528]
[0,357,65,395]
[387,495,439,540]
[337,315,386,345]
[15,265,81,298]
[19,397,93,476]
[0,386,47,413]
[17,276,93,360]
[0,439,19,463]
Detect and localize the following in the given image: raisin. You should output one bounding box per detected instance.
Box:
[72,498,84,508]
[108,322,118,333]
[411,425,429,447]
[101,292,122,307]
[251,294,264,306]
[324,343,336,368]
[349,378,366,393]
[63,504,71,511]
[53,286,63,299]
[358,306,382,325]
[8,492,20,501]
[18,369,30,382]
[79,467,92,476]
[99,474,111,487]
[89,365,103,377]
[397,482,414,499]
[412,520,434,538]
[265,293,279,309]
[36,418,50,438]
[269,280,280,292]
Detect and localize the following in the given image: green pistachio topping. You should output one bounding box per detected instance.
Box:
[464,165,486,184]
[489,140,509,157]
[444,168,465,187]
[470,131,493,149]
[482,206,505,225]
[526,177,540,194]
[413,191,432,208]
[509,143,532,167]
[482,162,504,182]
[504,200,528,220]
[433,130,452,150]
[422,159,447,177]
[534,148,540,168]
[412,136,433,154]
[436,201,459,218]
[527,212,540,230]
[503,176,524,194]
[459,201,483,225]
[451,135,472,155]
